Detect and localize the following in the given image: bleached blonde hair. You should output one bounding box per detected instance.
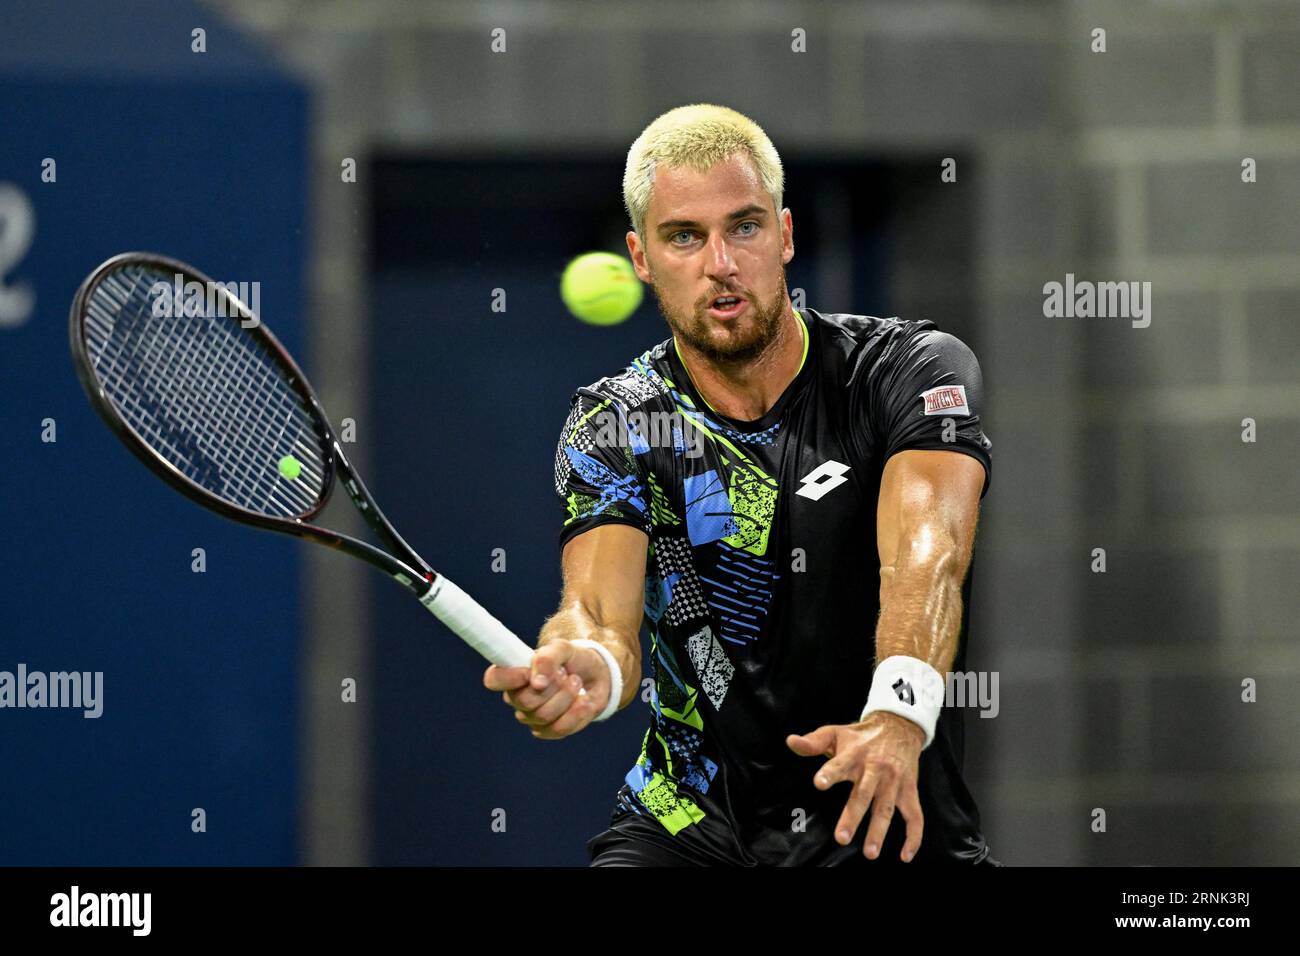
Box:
[623,103,784,242]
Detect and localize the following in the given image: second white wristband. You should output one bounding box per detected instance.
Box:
[570,639,623,723]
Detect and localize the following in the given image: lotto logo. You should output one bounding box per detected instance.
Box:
[795,460,851,501]
[892,677,915,706]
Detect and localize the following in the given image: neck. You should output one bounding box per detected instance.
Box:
[676,307,805,421]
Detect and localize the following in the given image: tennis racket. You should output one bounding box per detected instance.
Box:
[69,251,534,669]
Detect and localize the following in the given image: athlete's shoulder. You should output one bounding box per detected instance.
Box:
[806,307,938,354]
[569,337,676,412]
[805,308,945,389]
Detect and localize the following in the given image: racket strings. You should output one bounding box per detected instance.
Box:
[81,265,328,517]
[105,268,325,515]
[93,269,323,516]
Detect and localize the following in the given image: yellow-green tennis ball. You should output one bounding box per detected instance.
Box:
[560,252,643,325]
[278,454,302,480]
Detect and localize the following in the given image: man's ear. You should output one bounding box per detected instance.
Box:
[626,230,652,283]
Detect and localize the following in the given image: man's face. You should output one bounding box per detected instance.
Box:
[627,152,794,366]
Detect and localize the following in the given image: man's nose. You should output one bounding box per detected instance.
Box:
[703,233,738,280]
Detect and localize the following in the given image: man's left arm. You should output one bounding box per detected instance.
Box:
[786,328,991,862]
[874,447,984,700]
[788,450,983,861]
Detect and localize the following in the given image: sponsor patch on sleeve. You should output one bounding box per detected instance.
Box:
[920,384,970,416]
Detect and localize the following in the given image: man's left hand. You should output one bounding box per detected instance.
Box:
[786,712,926,861]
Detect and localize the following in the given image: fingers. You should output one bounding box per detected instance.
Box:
[504,663,570,710]
[523,673,604,740]
[534,682,603,739]
[486,640,599,740]
[835,759,921,861]
[812,749,859,790]
[493,652,567,708]
[528,641,576,691]
[516,672,585,728]
[793,721,926,860]
[483,664,531,692]
[833,766,879,846]
[489,639,601,740]
[896,783,925,863]
[860,778,895,859]
[786,726,837,759]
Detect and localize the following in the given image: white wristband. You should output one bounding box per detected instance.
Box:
[860,655,945,751]
[570,639,623,723]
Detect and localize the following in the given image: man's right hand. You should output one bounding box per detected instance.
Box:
[483,638,611,740]
[486,523,648,739]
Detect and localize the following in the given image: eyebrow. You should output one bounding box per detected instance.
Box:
[655,204,770,232]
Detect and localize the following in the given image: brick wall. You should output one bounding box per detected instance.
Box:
[205,0,1300,865]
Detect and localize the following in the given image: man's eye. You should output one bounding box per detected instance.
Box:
[671,231,694,244]
[736,221,758,235]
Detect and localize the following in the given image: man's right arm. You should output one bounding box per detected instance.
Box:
[483,523,648,738]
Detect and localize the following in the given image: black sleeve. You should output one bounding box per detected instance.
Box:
[554,387,652,553]
[869,329,993,497]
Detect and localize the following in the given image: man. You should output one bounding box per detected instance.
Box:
[484,103,999,866]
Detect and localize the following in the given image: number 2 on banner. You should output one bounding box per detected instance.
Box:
[0,183,36,328]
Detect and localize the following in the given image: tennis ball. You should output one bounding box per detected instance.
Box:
[560,252,643,325]
[278,454,302,480]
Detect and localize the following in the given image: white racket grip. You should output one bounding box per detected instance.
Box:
[419,575,534,668]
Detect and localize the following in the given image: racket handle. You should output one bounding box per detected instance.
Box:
[419,575,535,668]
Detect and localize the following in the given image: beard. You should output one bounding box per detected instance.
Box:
[649,268,790,367]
